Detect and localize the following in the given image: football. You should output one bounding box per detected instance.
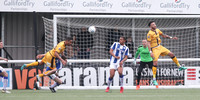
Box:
[88,26,96,33]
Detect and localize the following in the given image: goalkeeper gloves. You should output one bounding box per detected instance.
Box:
[133,58,136,66]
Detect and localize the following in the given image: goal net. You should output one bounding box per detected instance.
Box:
[42,15,200,89]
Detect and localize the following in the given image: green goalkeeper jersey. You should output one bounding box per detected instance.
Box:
[135,45,153,62]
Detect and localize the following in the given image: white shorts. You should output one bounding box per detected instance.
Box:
[109,63,122,70]
[0,66,5,73]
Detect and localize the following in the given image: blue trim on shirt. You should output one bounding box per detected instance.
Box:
[125,48,129,55]
[111,43,116,50]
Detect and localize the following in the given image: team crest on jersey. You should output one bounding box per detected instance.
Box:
[148,36,150,38]
[120,46,126,53]
[59,48,61,50]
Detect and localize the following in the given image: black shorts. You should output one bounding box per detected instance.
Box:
[139,61,153,69]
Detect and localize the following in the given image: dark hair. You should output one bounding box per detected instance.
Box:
[120,36,126,41]
[65,37,73,41]
[148,21,155,27]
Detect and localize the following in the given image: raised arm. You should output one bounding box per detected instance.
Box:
[158,29,177,40]
[160,34,178,40]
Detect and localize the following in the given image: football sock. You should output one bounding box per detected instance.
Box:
[3,77,8,90]
[39,71,51,77]
[119,75,124,87]
[107,77,113,87]
[39,74,44,77]
[137,72,141,85]
[152,66,157,81]
[50,82,60,88]
[26,62,39,67]
[171,56,181,67]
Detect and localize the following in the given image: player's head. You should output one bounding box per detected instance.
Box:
[148,21,156,30]
[0,41,3,49]
[119,36,126,45]
[65,37,73,46]
[142,39,147,47]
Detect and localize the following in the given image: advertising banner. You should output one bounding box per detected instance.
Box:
[12,65,185,89]
[13,66,43,89]
[185,67,200,85]
[0,68,12,89]
[44,66,184,87]
[0,0,199,14]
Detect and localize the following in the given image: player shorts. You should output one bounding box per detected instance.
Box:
[109,63,122,70]
[0,66,5,73]
[42,52,56,68]
[46,58,62,71]
[152,45,170,61]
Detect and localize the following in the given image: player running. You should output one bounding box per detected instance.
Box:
[105,36,129,93]
[35,54,63,93]
[0,42,11,93]
[147,21,187,86]
[21,37,73,93]
[134,40,154,90]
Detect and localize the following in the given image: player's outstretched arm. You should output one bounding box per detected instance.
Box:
[0,57,8,61]
[160,34,178,40]
[36,54,45,59]
[55,51,67,66]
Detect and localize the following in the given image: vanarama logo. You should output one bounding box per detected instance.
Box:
[82,0,113,8]
[43,0,74,8]
[4,0,35,7]
[121,0,151,9]
[160,0,190,9]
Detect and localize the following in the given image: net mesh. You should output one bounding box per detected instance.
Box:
[42,16,200,86]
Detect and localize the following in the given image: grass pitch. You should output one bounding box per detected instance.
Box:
[1,89,200,100]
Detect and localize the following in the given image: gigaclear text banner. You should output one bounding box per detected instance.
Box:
[0,0,200,14]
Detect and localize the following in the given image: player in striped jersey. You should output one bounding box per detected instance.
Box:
[105,36,129,93]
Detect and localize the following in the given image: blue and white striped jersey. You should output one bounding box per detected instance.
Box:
[110,42,129,64]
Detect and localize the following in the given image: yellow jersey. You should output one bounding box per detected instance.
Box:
[49,41,66,57]
[147,29,163,48]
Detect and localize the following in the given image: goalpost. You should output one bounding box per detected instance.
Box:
[41,15,200,89]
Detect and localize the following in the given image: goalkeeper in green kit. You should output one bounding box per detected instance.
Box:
[133,40,154,90]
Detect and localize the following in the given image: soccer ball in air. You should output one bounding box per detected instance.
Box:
[88,26,96,33]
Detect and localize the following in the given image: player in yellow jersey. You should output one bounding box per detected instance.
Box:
[147,21,187,87]
[21,37,73,92]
